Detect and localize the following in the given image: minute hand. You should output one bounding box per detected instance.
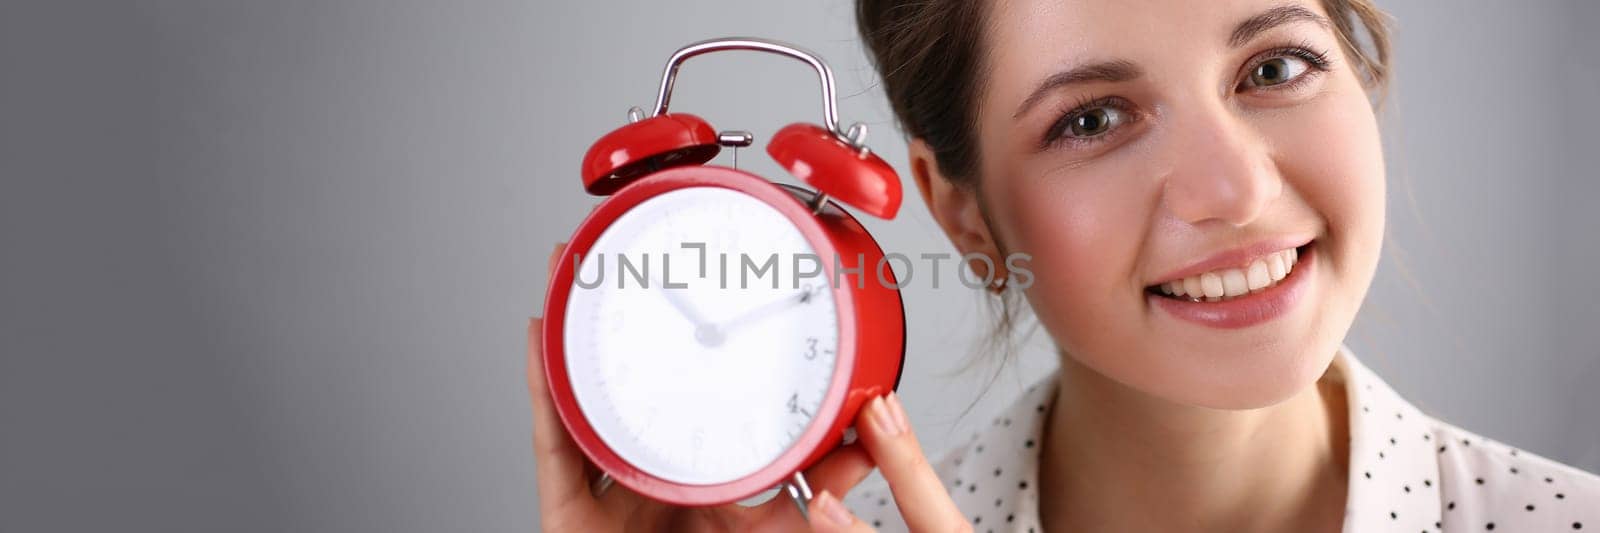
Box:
[716,288,814,337]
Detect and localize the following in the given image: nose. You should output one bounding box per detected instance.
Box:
[1160,103,1282,228]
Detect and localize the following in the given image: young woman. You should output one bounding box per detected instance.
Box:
[528,0,1600,531]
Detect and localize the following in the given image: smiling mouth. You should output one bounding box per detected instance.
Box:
[1145,242,1314,303]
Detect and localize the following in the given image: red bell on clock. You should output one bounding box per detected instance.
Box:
[581,112,719,196]
[769,122,901,220]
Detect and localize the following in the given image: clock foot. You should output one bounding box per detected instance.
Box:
[589,472,614,498]
[784,471,814,520]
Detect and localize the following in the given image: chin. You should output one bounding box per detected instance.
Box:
[1070,333,1345,412]
[1167,340,1342,410]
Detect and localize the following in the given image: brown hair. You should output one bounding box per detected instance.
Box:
[855,0,1393,187]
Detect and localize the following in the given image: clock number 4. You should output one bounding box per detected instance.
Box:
[787,393,811,418]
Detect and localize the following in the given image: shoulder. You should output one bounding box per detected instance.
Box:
[1337,345,1600,531]
[1428,419,1600,531]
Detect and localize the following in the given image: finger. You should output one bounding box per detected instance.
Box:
[526,317,592,513]
[856,393,967,531]
[529,244,595,513]
[803,443,875,498]
[807,490,875,533]
[547,242,565,280]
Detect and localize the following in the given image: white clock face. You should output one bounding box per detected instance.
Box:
[564,186,840,486]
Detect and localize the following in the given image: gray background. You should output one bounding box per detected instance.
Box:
[1,1,1596,531]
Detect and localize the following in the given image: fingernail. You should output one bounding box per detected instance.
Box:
[813,491,853,528]
[870,396,903,436]
[886,392,911,435]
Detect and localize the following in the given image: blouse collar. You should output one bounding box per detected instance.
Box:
[922,344,1440,532]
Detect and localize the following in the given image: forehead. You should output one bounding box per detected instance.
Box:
[983,0,1332,90]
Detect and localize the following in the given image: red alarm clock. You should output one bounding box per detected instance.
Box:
[540,38,907,512]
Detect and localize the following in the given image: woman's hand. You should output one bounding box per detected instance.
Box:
[529,243,968,532]
[802,391,975,533]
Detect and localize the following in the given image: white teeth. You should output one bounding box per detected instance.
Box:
[1155,246,1304,302]
[1221,269,1249,297]
[1246,260,1271,292]
[1200,272,1224,298]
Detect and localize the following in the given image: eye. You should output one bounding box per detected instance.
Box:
[1067,107,1123,138]
[1247,56,1311,87]
[1239,44,1334,92]
[1044,96,1135,148]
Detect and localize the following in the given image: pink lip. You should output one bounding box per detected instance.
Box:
[1148,242,1314,329]
[1148,235,1314,286]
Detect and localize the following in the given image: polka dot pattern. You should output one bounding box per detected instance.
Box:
[842,344,1600,532]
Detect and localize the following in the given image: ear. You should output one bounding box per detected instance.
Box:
[907,138,1001,267]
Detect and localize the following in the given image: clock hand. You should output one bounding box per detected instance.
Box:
[716,286,818,336]
[657,276,710,327]
[656,275,724,347]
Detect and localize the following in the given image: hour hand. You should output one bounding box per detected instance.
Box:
[656,276,729,346]
[657,276,712,329]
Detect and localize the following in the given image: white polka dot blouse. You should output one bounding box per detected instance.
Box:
[845,344,1600,532]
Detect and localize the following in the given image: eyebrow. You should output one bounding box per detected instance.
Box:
[1012,60,1142,119]
[1012,4,1333,120]
[1229,4,1331,48]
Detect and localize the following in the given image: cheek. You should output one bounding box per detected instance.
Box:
[986,160,1156,354]
[1265,87,1387,285]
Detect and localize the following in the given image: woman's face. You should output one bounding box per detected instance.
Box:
[961,0,1385,409]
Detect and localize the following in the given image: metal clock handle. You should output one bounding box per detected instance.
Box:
[641,37,871,152]
[634,36,872,217]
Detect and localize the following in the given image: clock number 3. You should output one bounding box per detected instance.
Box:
[804,336,818,360]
